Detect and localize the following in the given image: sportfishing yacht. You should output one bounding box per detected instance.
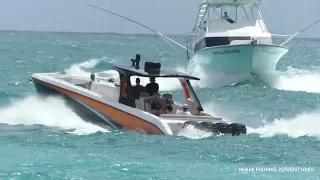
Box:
[187,0,288,81]
[30,54,247,136]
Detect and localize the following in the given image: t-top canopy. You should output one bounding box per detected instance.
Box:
[194,0,261,31]
[113,65,200,81]
[200,0,261,7]
[112,54,200,80]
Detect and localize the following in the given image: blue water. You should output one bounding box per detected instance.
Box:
[1,31,320,179]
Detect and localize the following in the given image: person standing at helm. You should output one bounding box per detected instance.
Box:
[222,12,234,23]
[146,77,159,96]
[132,78,145,99]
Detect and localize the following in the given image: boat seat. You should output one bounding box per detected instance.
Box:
[76,83,88,89]
[135,99,144,110]
[145,103,152,113]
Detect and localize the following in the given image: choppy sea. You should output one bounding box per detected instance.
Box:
[1,30,320,179]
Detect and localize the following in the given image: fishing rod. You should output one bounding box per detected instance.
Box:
[271,33,292,37]
[87,4,194,54]
[280,18,320,46]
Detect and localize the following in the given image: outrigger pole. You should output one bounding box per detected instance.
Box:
[280,18,320,46]
[87,4,194,54]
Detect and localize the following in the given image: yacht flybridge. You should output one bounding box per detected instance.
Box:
[187,0,288,81]
[31,54,247,136]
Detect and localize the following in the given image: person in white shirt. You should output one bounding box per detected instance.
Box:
[176,104,192,115]
[87,73,95,90]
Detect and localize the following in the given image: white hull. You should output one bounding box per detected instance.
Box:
[187,44,288,84]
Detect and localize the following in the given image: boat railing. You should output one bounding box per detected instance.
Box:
[193,0,265,34]
[160,114,223,121]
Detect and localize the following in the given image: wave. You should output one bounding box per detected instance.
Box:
[248,110,320,138]
[0,95,109,135]
[256,67,320,93]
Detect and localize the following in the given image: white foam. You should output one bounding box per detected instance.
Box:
[175,103,231,139]
[248,110,320,138]
[64,58,102,77]
[258,67,320,93]
[0,96,109,135]
[203,101,320,138]
[177,124,214,139]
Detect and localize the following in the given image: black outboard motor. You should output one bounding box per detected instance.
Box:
[182,121,247,136]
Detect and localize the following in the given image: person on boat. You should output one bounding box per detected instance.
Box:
[222,12,234,23]
[150,94,162,116]
[197,106,205,116]
[87,73,95,90]
[176,104,192,115]
[161,99,173,114]
[132,78,145,99]
[162,104,173,114]
[146,77,159,96]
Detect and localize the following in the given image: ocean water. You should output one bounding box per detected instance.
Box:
[1,31,320,179]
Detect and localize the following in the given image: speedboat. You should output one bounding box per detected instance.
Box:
[30,54,247,136]
[187,0,288,82]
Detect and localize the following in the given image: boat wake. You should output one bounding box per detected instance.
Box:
[185,103,320,139]
[180,109,320,139]
[186,60,320,92]
[177,125,216,139]
[247,110,320,138]
[257,67,320,93]
[64,57,113,78]
[0,95,109,135]
[179,110,320,139]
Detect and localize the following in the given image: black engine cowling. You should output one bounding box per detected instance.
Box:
[215,122,232,134]
[182,121,247,136]
[230,123,247,136]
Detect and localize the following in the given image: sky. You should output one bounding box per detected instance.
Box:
[0,0,320,37]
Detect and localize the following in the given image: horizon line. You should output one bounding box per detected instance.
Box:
[0,29,190,37]
[0,29,319,39]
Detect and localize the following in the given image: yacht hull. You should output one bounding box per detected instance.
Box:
[187,44,288,84]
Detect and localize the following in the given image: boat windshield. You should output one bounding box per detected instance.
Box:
[130,75,180,95]
[205,5,261,23]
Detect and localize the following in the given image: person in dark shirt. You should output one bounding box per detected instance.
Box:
[145,77,159,96]
[132,78,145,99]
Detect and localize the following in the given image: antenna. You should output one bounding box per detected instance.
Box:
[131,54,140,69]
[87,4,194,54]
